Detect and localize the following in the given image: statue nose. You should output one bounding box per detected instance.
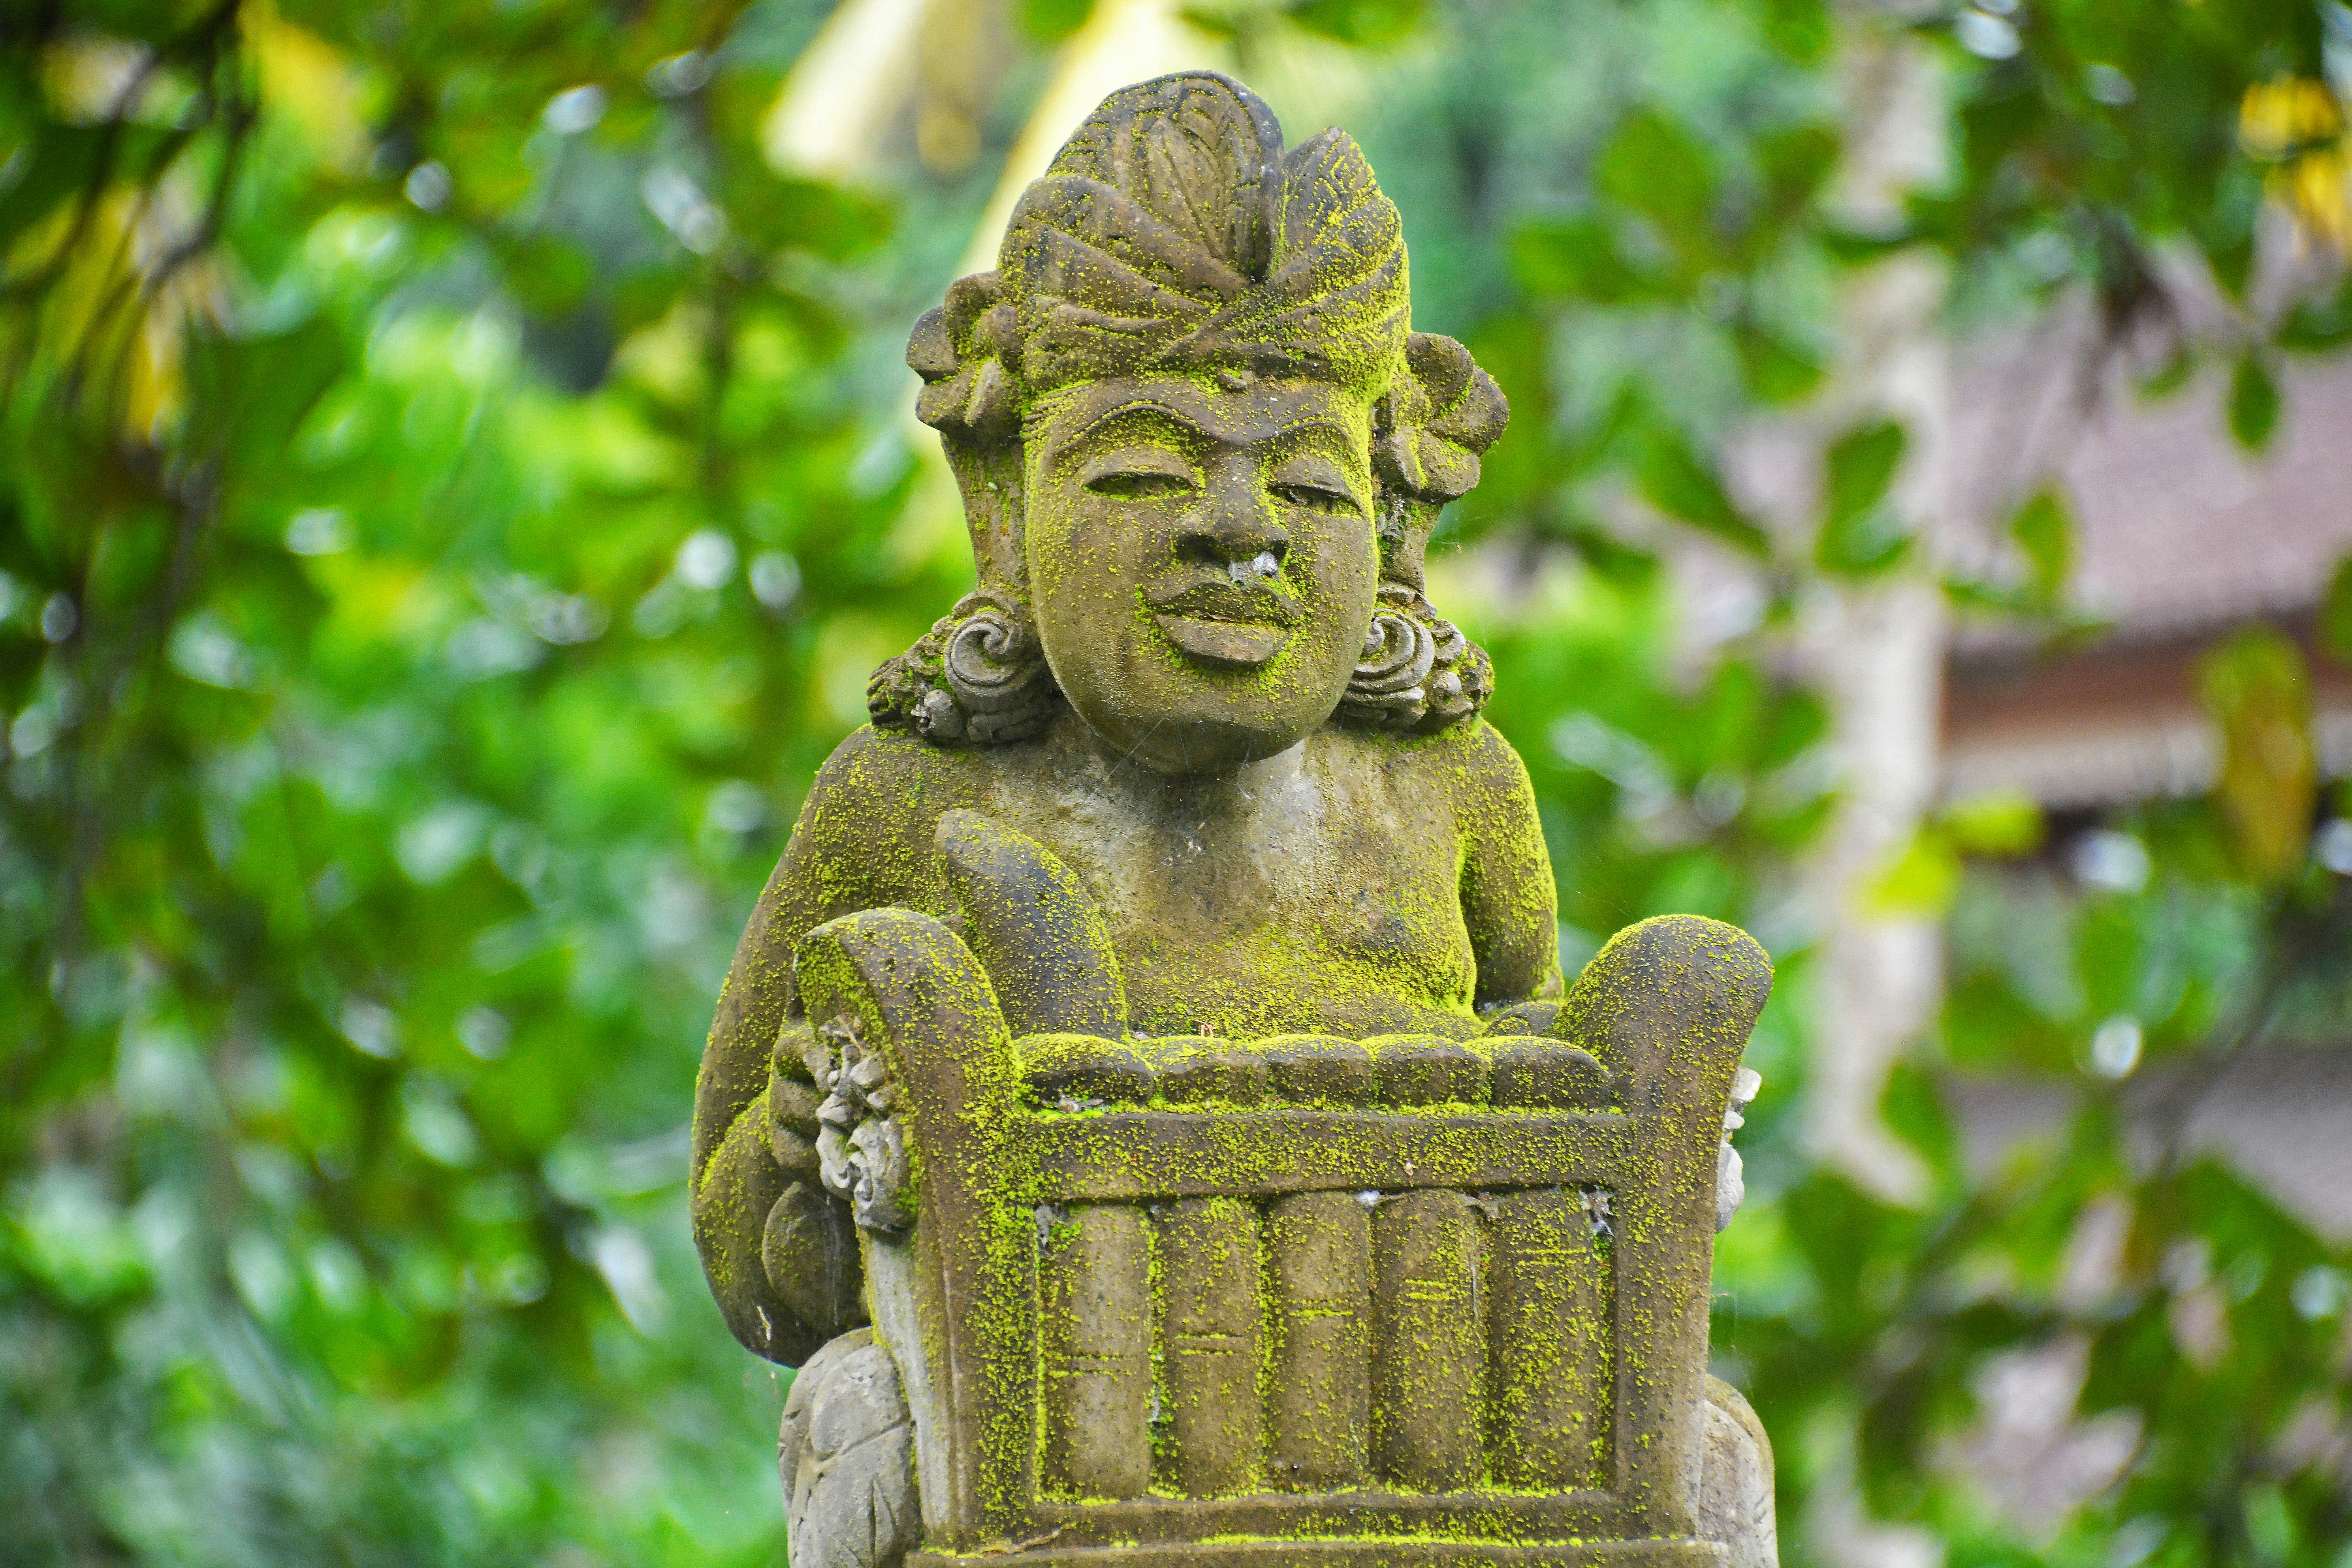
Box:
[1179,515,1289,577]
[1182,458,1289,573]
[1227,551,1281,584]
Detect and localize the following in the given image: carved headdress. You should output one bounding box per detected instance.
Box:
[869,71,1507,746]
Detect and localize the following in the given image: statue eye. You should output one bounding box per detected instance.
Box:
[1273,481,1355,514]
[1087,470,1193,499]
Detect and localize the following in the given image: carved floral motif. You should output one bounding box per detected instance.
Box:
[1716,1066,1763,1233]
[810,1016,914,1234]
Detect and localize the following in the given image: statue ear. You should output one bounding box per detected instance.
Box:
[909,271,1022,445]
[1374,332,1508,505]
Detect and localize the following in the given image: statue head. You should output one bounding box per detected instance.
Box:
[869,72,1507,775]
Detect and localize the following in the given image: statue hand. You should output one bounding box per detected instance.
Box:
[755,1019,862,1352]
[769,1019,822,1178]
[934,808,1128,1039]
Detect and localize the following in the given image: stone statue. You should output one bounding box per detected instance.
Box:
[693,71,1778,1568]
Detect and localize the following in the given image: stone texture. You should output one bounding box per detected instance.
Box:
[1699,1375,1780,1568]
[779,1329,918,1568]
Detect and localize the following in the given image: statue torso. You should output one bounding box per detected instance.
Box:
[786,711,1495,1040]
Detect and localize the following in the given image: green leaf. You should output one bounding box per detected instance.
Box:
[1823,420,1906,528]
[2227,351,2280,450]
[2008,486,2074,603]
[2277,276,2352,353]
[1175,5,1242,38]
[2205,226,2256,302]
[1872,827,1966,912]
[181,317,349,484]
[1596,108,1718,246]
[1637,429,1770,557]
[1731,320,1824,405]
[1459,311,1560,510]
[1814,419,1911,576]
[1817,510,1912,577]
[1018,0,1094,41]
[1754,124,1840,216]
[753,176,895,261]
[1757,0,1831,62]
[1877,1057,1960,1184]
[1511,216,1656,303]
[2137,347,2194,402]
[1938,574,2027,614]
[501,235,593,316]
[2322,554,2352,665]
[1285,0,1426,46]
[1940,791,2044,857]
[1820,225,1915,265]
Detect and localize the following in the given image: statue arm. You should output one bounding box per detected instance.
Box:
[690,728,969,1361]
[691,788,835,1362]
[1451,720,1564,1012]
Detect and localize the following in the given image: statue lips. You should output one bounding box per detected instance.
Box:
[1142,579,1302,669]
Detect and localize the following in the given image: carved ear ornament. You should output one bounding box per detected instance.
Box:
[866,591,1059,747]
[1337,583,1494,735]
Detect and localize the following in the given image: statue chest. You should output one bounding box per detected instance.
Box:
[983,766,1477,1030]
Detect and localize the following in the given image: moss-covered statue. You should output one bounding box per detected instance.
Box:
[693,72,1779,1568]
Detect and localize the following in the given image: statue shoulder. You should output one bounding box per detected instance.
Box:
[1311,716,1534,803]
[1448,713,1532,766]
[1422,714,1541,803]
[795,725,993,854]
[807,722,998,800]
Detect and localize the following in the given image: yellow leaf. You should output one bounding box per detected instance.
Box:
[1939,790,2044,857]
[2199,628,2317,880]
[1865,829,1961,917]
[124,282,187,440]
[2277,147,2352,251]
[245,2,368,175]
[2240,76,2343,159]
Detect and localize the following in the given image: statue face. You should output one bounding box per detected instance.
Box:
[1024,374,1379,775]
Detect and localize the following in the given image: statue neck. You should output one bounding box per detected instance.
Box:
[1050,708,1312,804]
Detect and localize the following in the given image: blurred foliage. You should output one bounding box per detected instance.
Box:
[3,1,2350,1566]
[1,0,937,1560]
